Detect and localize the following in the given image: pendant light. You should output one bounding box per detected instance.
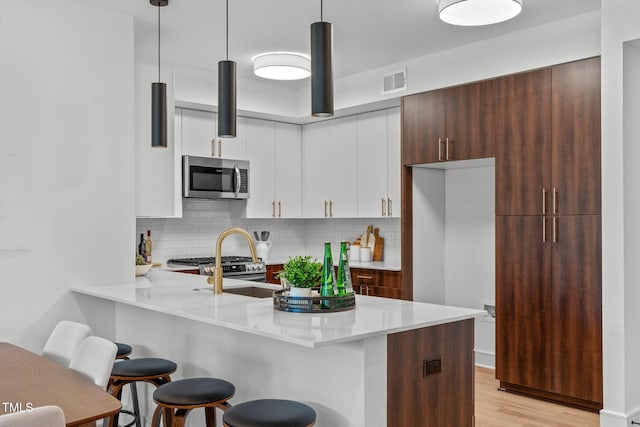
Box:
[150,0,168,148]
[438,0,523,26]
[311,0,334,117]
[218,0,236,138]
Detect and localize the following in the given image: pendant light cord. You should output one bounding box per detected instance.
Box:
[320,0,323,21]
[226,0,229,60]
[157,5,161,81]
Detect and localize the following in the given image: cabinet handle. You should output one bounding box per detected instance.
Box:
[329,200,333,217]
[438,138,443,161]
[324,200,328,218]
[272,201,276,218]
[552,188,558,215]
[357,275,373,280]
[382,198,386,216]
[542,188,547,215]
[542,216,546,242]
[445,137,450,161]
[278,201,282,218]
[553,216,558,243]
[388,198,392,217]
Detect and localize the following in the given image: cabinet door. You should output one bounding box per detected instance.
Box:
[495,216,552,392]
[245,118,276,218]
[357,110,388,217]
[367,286,402,299]
[219,116,247,160]
[387,107,401,217]
[181,109,216,157]
[551,215,602,404]
[302,121,332,218]
[445,80,495,161]
[329,117,358,218]
[551,57,601,215]
[495,69,552,216]
[275,122,302,218]
[402,90,445,165]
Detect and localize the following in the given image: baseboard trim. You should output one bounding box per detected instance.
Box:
[474,349,495,370]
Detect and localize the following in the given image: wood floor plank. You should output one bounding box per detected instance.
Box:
[475,367,599,427]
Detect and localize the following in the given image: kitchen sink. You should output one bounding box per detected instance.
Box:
[223,286,275,298]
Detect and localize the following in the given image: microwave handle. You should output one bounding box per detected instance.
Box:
[234,164,241,198]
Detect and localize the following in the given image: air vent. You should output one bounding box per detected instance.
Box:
[382,69,407,95]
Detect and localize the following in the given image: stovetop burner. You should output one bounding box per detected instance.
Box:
[168,256,256,266]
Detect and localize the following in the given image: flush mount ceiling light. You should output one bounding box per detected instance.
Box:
[150,0,168,148]
[439,0,523,26]
[253,53,311,80]
[310,0,334,117]
[218,0,236,138]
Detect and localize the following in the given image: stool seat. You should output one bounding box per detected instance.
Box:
[115,342,132,359]
[111,358,177,378]
[223,399,316,427]
[154,377,236,407]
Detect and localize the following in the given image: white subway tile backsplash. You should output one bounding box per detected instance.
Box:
[137,199,400,266]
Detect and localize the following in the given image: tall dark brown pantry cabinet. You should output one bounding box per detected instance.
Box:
[495,57,602,410]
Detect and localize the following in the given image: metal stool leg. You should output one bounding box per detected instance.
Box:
[130,382,142,427]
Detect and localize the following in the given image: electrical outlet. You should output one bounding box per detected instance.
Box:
[423,357,442,376]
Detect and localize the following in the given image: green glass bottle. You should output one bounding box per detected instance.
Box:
[337,241,353,295]
[320,242,337,308]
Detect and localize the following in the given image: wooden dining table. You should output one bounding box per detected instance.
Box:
[0,342,121,426]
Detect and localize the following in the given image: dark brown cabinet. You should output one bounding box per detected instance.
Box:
[351,268,401,299]
[495,57,602,410]
[266,264,283,285]
[402,80,494,165]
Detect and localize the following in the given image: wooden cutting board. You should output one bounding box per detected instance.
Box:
[373,228,384,261]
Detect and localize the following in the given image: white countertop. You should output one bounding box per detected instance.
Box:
[71,269,483,348]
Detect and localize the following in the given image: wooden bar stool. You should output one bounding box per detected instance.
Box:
[109,342,137,427]
[151,377,235,427]
[115,342,133,360]
[108,357,177,427]
[222,399,316,427]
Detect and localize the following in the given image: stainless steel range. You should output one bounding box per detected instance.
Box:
[167,256,266,282]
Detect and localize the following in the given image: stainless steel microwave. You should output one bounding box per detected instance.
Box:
[183,155,249,200]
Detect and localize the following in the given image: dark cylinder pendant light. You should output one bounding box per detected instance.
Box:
[311,0,334,117]
[218,0,236,138]
[150,0,168,148]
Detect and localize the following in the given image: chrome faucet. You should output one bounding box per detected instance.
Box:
[207,227,259,294]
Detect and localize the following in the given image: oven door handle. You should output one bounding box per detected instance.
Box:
[225,273,267,282]
[234,164,241,198]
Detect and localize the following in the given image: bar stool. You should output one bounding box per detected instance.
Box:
[151,377,235,427]
[110,342,136,427]
[222,399,316,427]
[115,342,133,360]
[108,357,177,427]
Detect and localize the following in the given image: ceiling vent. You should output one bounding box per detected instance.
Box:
[382,69,407,95]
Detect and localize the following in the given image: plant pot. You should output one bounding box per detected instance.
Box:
[289,286,312,297]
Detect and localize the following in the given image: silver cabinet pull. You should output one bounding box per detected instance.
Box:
[278,201,282,218]
[382,198,386,216]
[329,200,333,217]
[552,188,558,215]
[542,216,546,242]
[388,198,392,217]
[552,216,558,242]
[272,201,276,218]
[445,137,450,160]
[438,138,443,161]
[542,188,547,215]
[324,200,328,217]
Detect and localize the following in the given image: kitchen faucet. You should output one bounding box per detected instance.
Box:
[207,227,259,294]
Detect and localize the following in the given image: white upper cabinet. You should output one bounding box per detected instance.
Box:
[386,107,401,218]
[274,122,302,218]
[246,118,276,218]
[219,116,247,160]
[302,117,358,218]
[135,64,182,218]
[180,108,216,157]
[356,108,401,218]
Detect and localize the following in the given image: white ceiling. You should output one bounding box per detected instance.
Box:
[97,0,601,83]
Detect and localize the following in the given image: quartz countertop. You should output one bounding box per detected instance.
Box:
[71,269,483,348]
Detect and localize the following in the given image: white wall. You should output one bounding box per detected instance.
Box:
[601,1,640,425]
[0,0,134,349]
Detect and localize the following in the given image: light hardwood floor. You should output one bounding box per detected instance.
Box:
[475,367,600,427]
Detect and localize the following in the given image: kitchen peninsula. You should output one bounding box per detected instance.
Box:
[72,269,483,426]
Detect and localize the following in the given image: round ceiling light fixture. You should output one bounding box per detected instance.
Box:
[438,0,523,26]
[253,52,311,80]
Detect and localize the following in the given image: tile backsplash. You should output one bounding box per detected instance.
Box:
[137,199,401,265]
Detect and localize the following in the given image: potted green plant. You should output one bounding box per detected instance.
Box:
[277,255,322,297]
